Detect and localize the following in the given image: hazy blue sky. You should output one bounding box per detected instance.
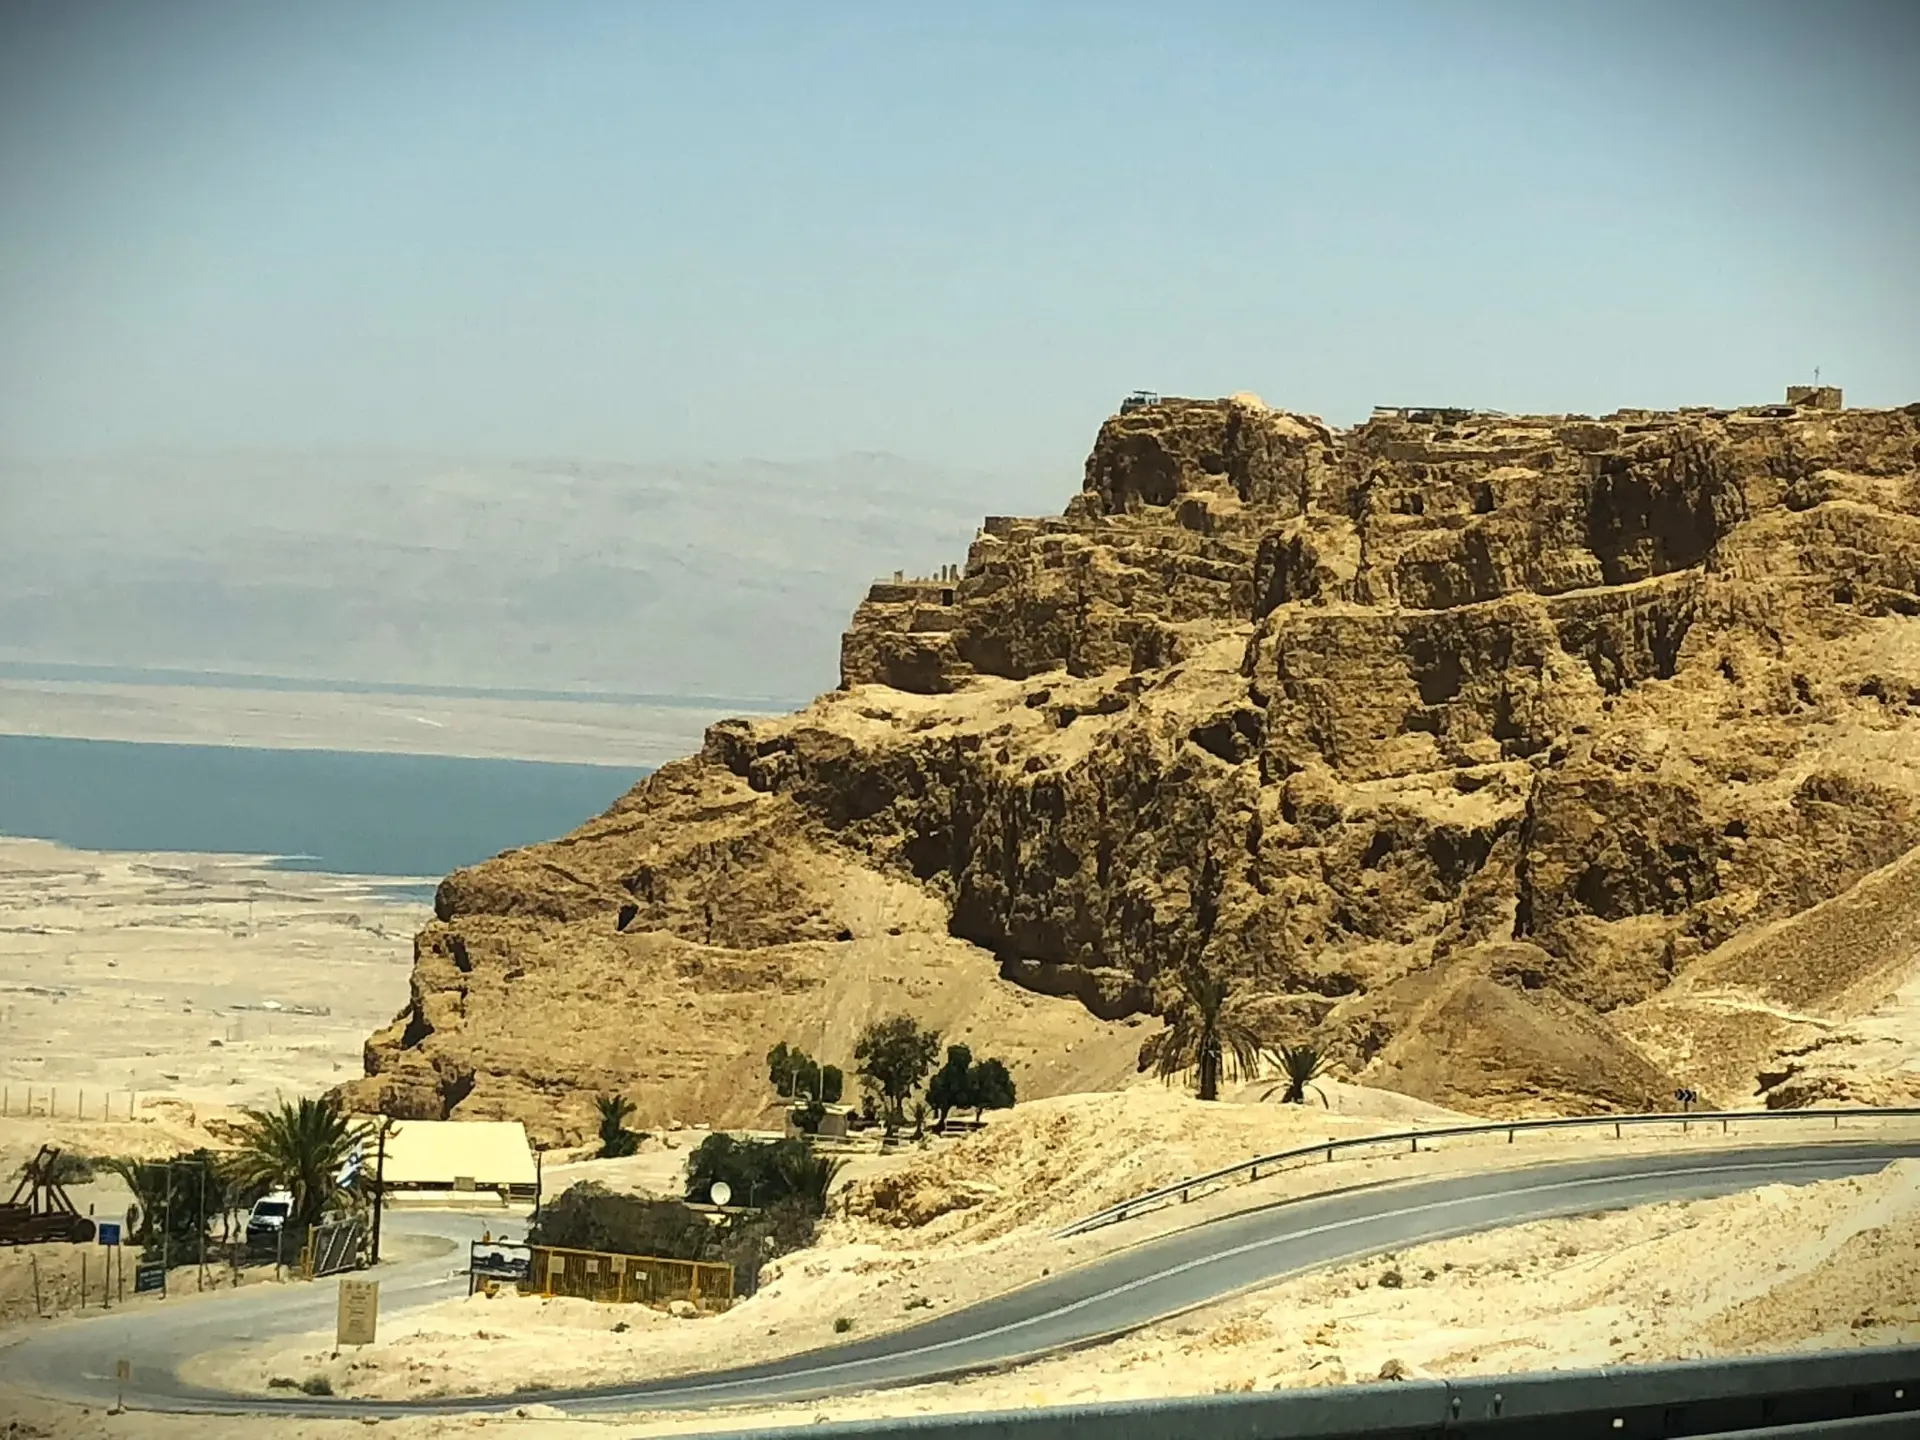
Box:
[2,0,1916,474]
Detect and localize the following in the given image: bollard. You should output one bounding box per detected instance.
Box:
[1615,1122,1621,1139]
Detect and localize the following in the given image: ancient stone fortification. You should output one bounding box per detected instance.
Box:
[345,391,1920,1141]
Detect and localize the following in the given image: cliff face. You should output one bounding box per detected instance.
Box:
[345,394,1920,1142]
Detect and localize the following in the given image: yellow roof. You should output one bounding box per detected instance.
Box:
[375,1119,537,1188]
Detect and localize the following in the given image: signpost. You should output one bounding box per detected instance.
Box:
[336,1277,379,1347]
[133,1262,166,1295]
[94,1221,121,1310]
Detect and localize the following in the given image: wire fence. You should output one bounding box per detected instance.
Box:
[0,1084,139,1121]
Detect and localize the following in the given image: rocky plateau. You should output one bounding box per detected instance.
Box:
[342,390,1920,1143]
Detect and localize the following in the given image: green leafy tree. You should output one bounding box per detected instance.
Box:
[226,1095,371,1229]
[854,1015,942,1128]
[595,1093,640,1158]
[1139,967,1267,1102]
[790,1052,823,1102]
[684,1134,842,1217]
[925,1045,974,1129]
[767,1042,797,1097]
[770,1043,838,1102]
[966,1057,1016,1123]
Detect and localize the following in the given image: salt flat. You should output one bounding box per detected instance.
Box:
[0,836,426,1113]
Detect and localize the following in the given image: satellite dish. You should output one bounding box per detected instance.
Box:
[709,1181,732,1208]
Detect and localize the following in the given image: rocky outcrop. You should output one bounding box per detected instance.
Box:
[346,392,1920,1138]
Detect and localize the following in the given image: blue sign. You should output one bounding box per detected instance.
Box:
[134,1261,166,1294]
[97,1221,121,1246]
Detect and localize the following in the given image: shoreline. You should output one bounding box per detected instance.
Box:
[0,678,779,767]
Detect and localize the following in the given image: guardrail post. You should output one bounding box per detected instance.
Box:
[1410,1136,1418,1153]
[1614,1122,1621,1139]
[1508,1128,1514,1144]
[1249,1165,1258,1181]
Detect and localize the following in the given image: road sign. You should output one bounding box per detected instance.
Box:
[336,1277,379,1346]
[115,1358,130,1382]
[97,1221,121,1247]
[133,1262,166,1294]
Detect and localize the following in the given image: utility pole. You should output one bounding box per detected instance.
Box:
[196,1163,207,1292]
[160,1164,172,1298]
[370,1117,391,1265]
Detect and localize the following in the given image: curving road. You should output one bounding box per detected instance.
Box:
[4,1140,1915,1418]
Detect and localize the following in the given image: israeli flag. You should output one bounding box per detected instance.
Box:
[336,1140,364,1188]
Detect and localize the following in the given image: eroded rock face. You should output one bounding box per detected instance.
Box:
[346,394,1920,1137]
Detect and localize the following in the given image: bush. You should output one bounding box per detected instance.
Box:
[42,1151,96,1186]
[685,1135,840,1215]
[819,1065,844,1104]
[528,1182,712,1261]
[298,1376,333,1396]
[833,1316,854,1334]
[715,1195,820,1296]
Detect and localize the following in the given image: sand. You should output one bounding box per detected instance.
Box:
[0,836,425,1115]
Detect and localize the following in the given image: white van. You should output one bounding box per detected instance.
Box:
[246,1190,295,1241]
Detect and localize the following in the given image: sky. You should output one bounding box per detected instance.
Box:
[1,0,1917,476]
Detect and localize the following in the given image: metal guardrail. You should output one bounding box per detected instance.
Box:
[701,1343,1920,1438]
[1057,1105,1920,1237]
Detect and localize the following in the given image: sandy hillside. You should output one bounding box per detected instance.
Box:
[0,837,424,1111]
[190,1085,1920,1404]
[1617,840,1920,1110]
[34,1137,1912,1440]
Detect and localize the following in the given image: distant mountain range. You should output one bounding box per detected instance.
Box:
[0,447,1053,703]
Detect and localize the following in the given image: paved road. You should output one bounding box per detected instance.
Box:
[4,1141,1914,1418]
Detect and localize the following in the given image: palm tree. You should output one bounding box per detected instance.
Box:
[775,1144,847,1216]
[595,1093,639,1158]
[1264,1044,1329,1106]
[1140,966,1267,1102]
[227,1095,371,1230]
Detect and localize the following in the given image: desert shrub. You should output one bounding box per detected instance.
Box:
[528,1182,712,1261]
[298,1375,333,1396]
[833,1316,854,1333]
